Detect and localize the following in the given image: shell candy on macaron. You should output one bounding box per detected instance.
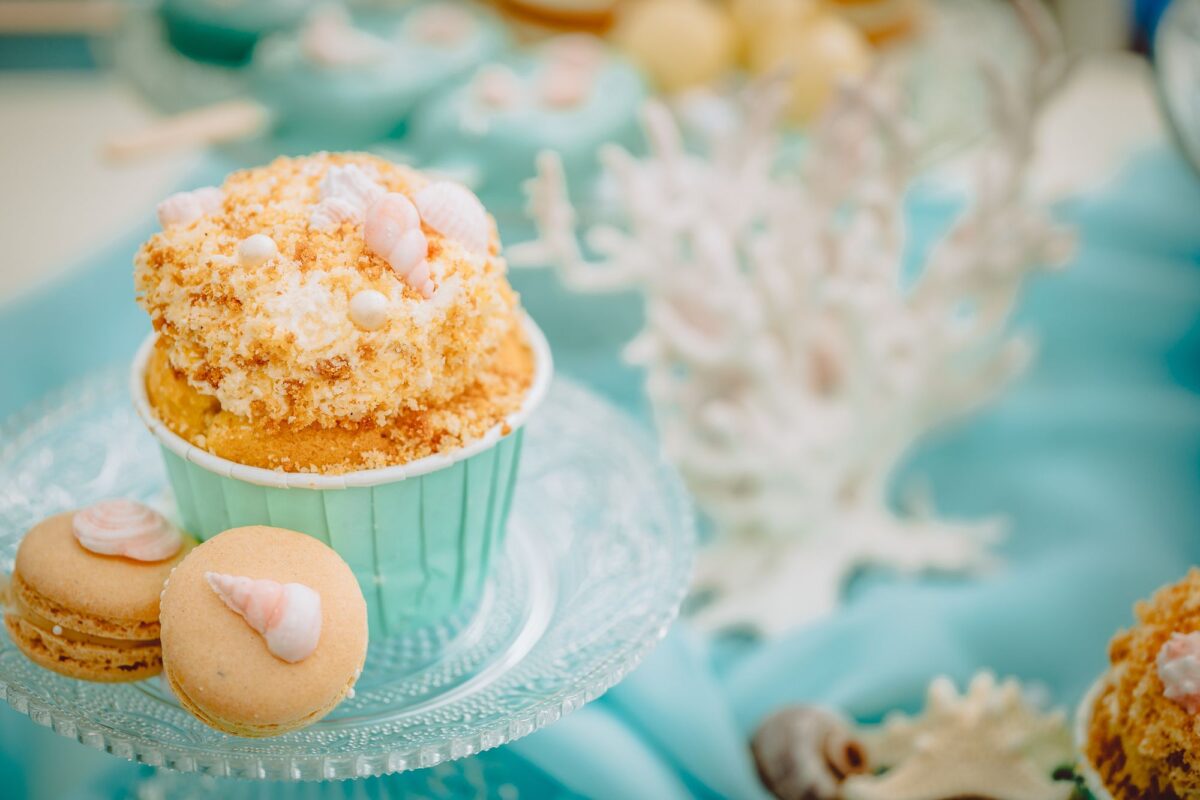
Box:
[4,500,195,683]
[158,525,368,737]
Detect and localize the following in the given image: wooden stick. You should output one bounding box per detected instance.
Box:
[104,100,272,162]
[0,1,123,34]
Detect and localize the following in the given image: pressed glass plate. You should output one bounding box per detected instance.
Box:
[0,372,695,781]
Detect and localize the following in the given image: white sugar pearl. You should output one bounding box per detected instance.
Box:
[237,234,278,266]
[52,625,63,636]
[349,290,388,331]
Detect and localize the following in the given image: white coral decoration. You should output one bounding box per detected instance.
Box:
[513,53,1072,635]
[844,672,1075,800]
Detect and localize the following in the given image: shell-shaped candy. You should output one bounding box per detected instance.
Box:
[474,64,522,110]
[300,6,390,68]
[751,706,869,800]
[309,164,386,230]
[157,186,223,228]
[413,181,490,256]
[364,193,434,297]
[1160,632,1200,713]
[539,68,594,108]
[72,499,183,562]
[544,34,606,72]
[205,572,322,663]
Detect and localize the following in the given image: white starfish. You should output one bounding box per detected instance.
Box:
[845,673,1076,800]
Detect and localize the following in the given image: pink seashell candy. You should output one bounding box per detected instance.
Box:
[413,182,490,256]
[206,572,322,663]
[157,187,223,228]
[544,34,606,72]
[539,68,594,108]
[300,6,390,68]
[408,3,475,44]
[364,192,435,298]
[474,64,522,110]
[72,499,183,562]
[1159,632,1200,713]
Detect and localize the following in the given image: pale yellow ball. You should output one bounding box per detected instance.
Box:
[614,0,737,94]
[749,13,872,123]
[730,0,820,41]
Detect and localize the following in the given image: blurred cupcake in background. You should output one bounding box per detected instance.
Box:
[1080,569,1200,798]
[409,34,646,214]
[249,3,508,149]
[825,0,927,46]
[132,152,551,637]
[492,0,620,34]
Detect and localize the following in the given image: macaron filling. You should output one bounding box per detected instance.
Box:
[7,574,159,650]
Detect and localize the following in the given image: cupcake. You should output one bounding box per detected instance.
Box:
[408,35,646,215]
[132,152,552,638]
[825,0,926,47]
[1082,569,1200,798]
[249,4,507,150]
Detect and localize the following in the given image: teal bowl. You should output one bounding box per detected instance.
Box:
[130,315,553,640]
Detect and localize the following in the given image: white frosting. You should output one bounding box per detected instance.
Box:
[1158,632,1200,712]
[262,270,344,352]
[157,187,223,228]
[348,289,389,330]
[237,234,278,266]
[72,499,183,562]
[309,164,386,231]
[206,572,322,663]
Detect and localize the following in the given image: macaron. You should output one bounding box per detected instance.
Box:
[159,526,368,738]
[4,500,195,682]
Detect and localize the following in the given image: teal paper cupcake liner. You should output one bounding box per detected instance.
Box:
[131,315,552,639]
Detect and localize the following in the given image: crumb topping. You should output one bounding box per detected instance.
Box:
[1086,569,1200,798]
[135,152,517,428]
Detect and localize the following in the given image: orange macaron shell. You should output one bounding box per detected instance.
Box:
[159,526,368,737]
[5,510,195,681]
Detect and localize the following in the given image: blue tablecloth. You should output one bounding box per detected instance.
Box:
[1,146,1198,799]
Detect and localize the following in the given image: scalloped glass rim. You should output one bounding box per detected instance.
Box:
[0,372,695,781]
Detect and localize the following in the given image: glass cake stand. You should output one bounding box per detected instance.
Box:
[0,372,695,781]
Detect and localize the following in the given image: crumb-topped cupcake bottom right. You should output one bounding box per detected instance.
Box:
[1081,569,1200,799]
